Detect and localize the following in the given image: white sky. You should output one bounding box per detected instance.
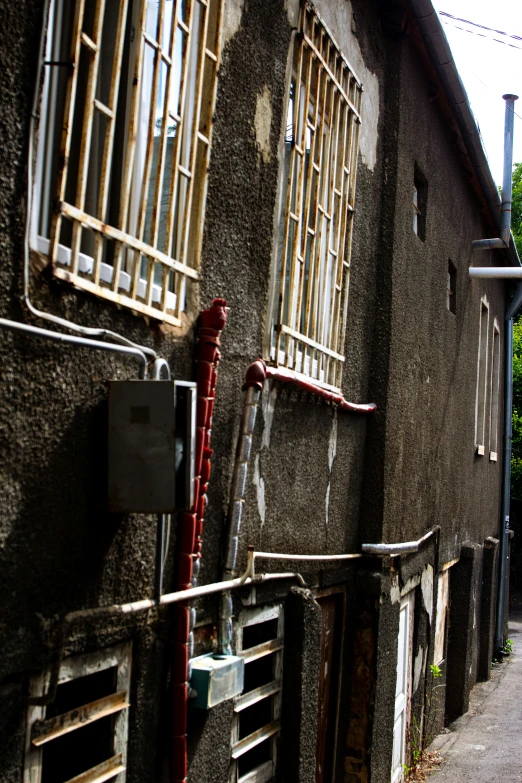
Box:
[430,0,522,185]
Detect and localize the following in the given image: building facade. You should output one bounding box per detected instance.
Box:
[0,1,513,782]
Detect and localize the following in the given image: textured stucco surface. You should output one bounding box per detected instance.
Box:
[0,0,507,781]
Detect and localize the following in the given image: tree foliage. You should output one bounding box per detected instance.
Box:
[510,165,522,499]
[512,161,522,258]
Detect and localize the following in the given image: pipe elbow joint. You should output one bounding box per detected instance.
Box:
[243,359,267,391]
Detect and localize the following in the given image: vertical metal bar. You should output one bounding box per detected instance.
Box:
[49,0,86,268]
[496,317,513,651]
[93,0,130,285]
[113,0,148,288]
[164,1,195,304]
[180,0,211,268]
[150,1,181,261]
[69,0,107,276]
[190,0,223,281]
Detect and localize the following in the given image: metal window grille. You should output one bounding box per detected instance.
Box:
[271,4,363,391]
[34,0,222,326]
[24,643,132,783]
[230,606,284,783]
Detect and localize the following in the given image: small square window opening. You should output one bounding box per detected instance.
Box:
[447,260,457,314]
[413,165,427,241]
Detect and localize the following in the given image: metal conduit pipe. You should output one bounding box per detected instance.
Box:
[361,529,435,556]
[469,268,522,278]
[21,0,158,362]
[29,568,305,706]
[0,318,148,378]
[219,359,377,654]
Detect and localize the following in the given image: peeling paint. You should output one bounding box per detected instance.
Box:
[413,646,424,693]
[421,565,434,625]
[253,453,266,527]
[254,86,273,164]
[261,382,277,450]
[325,482,331,528]
[328,410,338,472]
[390,576,401,604]
[221,0,245,47]
[401,574,421,596]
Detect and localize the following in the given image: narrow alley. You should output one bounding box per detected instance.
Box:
[427,610,522,782]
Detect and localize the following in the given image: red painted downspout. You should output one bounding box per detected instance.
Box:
[171,298,227,783]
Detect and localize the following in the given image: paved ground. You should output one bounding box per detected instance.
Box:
[427,609,522,782]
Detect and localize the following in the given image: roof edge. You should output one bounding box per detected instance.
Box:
[407,0,521,267]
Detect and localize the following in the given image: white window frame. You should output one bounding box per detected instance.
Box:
[475,296,489,455]
[31,0,222,327]
[24,642,132,783]
[268,2,363,392]
[230,605,284,783]
[489,319,500,461]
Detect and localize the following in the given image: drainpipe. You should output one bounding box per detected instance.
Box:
[171,298,227,783]
[467,94,520,652]
[218,359,376,654]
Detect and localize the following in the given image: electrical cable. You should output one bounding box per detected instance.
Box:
[439,11,522,52]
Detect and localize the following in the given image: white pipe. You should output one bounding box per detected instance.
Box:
[64,570,305,623]
[469,267,522,278]
[0,318,148,377]
[361,529,434,556]
[253,551,363,561]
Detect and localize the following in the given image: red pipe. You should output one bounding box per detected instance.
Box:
[171,298,227,783]
[246,359,376,413]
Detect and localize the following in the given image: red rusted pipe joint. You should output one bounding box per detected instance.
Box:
[243,358,267,391]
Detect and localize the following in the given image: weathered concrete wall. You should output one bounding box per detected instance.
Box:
[379,36,505,557]
[0,0,508,781]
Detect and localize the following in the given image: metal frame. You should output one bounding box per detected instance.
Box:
[24,642,132,783]
[34,0,222,326]
[230,605,284,783]
[475,295,490,455]
[271,2,363,391]
[489,318,501,461]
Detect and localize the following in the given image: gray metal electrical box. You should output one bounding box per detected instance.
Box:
[108,380,196,513]
[190,655,245,710]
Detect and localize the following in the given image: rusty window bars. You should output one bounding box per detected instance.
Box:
[32,0,222,326]
[270,4,363,391]
[24,643,132,783]
[230,606,284,783]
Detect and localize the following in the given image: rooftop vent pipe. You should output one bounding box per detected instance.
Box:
[471,94,518,252]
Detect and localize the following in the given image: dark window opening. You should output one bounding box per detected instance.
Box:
[239,698,273,741]
[41,715,114,783]
[237,738,272,778]
[447,260,457,314]
[243,655,275,694]
[45,667,117,719]
[242,619,279,650]
[413,165,428,241]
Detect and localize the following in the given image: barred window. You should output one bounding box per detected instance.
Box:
[32,0,222,326]
[270,4,363,391]
[230,606,284,783]
[24,643,131,783]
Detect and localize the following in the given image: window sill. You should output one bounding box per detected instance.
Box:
[34,235,177,311]
[489,452,498,462]
[476,444,485,457]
